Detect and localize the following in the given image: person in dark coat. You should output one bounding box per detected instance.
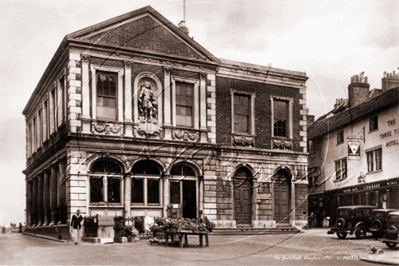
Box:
[70,210,83,245]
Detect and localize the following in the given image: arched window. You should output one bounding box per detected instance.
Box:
[90,160,122,204]
[131,160,162,206]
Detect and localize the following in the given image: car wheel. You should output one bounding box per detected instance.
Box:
[336,218,346,228]
[372,219,383,231]
[385,242,397,249]
[355,225,367,239]
[337,232,347,239]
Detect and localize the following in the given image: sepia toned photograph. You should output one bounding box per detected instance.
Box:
[0,0,398,265]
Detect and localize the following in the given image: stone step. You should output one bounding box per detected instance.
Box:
[211,227,302,235]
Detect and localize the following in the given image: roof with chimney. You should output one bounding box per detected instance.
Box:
[308,82,399,140]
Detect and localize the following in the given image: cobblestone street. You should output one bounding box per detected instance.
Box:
[2,228,396,265]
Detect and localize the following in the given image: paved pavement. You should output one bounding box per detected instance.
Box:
[1,228,398,265]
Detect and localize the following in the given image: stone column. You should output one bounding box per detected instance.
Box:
[290,182,295,226]
[49,164,57,225]
[365,192,369,205]
[37,174,43,226]
[194,81,199,130]
[81,55,90,120]
[163,175,170,217]
[124,175,131,218]
[199,73,207,131]
[26,181,32,226]
[124,62,132,121]
[199,177,204,212]
[32,178,37,227]
[43,171,50,226]
[171,79,176,128]
[91,66,97,120]
[118,71,123,122]
[163,67,172,127]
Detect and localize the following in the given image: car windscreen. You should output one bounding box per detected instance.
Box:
[355,208,371,217]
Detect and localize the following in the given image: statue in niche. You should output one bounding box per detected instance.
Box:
[138,81,158,121]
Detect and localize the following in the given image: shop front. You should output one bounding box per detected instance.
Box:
[323,177,399,225]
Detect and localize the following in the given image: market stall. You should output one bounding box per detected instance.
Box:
[149,217,215,248]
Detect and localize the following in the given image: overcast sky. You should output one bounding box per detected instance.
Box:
[0,0,398,226]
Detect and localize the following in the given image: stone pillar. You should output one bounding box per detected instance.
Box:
[171,79,176,127]
[199,73,207,131]
[27,181,32,226]
[37,174,43,226]
[117,71,123,123]
[32,178,37,227]
[365,192,369,205]
[81,55,90,120]
[90,65,97,120]
[199,178,204,212]
[124,175,131,218]
[49,164,57,225]
[163,67,172,127]
[43,171,50,226]
[290,182,295,226]
[133,72,138,124]
[163,175,170,217]
[194,80,199,130]
[124,62,132,122]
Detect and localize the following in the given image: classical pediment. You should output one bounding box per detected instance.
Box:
[67,6,219,63]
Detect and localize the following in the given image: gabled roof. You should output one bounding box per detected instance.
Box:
[308,87,399,139]
[23,6,220,115]
[66,6,220,63]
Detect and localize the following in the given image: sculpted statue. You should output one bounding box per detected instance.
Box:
[139,81,157,121]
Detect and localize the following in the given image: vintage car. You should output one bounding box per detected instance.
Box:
[381,211,399,249]
[327,205,375,239]
[369,209,399,239]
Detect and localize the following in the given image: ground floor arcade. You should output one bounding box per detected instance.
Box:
[25,143,309,234]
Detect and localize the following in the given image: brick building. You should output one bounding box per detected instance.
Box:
[308,71,399,227]
[23,6,309,239]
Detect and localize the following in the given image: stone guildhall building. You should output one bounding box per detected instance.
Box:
[23,6,310,238]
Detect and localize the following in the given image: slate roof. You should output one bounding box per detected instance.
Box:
[308,87,399,139]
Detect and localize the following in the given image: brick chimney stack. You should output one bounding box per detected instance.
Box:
[178,20,189,35]
[382,70,399,92]
[348,72,370,107]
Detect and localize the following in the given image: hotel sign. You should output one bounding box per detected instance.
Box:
[348,141,360,160]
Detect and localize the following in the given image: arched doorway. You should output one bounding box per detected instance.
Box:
[170,164,198,219]
[273,169,291,224]
[234,167,252,225]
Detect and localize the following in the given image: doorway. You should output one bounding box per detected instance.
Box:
[170,164,198,219]
[234,168,252,224]
[274,169,291,224]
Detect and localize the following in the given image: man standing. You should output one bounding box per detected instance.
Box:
[71,210,83,245]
